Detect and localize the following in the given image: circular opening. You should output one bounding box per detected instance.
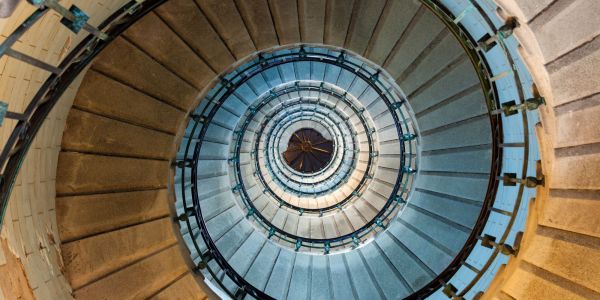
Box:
[282,128,334,174]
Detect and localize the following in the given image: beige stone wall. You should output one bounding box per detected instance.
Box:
[483,0,600,299]
[0,1,130,299]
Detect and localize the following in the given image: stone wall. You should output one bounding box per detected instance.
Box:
[483,0,600,298]
[0,1,130,299]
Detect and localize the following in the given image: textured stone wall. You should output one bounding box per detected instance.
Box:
[483,0,600,298]
[0,1,129,299]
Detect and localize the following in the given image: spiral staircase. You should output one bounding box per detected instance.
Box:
[0,0,598,299]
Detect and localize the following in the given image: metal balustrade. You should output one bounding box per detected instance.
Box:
[0,0,167,229]
[251,94,358,196]
[244,85,368,198]
[178,48,418,253]
[417,0,540,299]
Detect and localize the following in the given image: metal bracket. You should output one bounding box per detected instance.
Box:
[246,208,255,218]
[401,133,417,141]
[402,166,417,174]
[478,17,519,52]
[232,184,242,193]
[28,0,108,39]
[177,207,195,222]
[369,70,380,83]
[351,234,360,248]
[395,195,405,204]
[502,173,544,188]
[442,283,463,299]
[375,218,385,229]
[175,159,193,169]
[493,97,545,116]
[0,102,8,126]
[480,234,519,256]
[324,241,331,254]
[268,227,276,239]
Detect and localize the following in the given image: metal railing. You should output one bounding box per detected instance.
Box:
[409,1,541,299]
[250,93,358,197]
[0,0,167,229]
[175,46,418,297]
[177,47,418,251]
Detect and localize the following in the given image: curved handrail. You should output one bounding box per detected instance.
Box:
[247,91,359,197]
[405,0,537,299]
[184,49,417,250]
[0,0,168,228]
[244,85,367,201]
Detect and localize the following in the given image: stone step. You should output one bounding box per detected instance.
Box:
[56,152,169,195]
[195,0,256,59]
[56,189,170,242]
[62,109,176,160]
[123,12,215,91]
[520,226,600,294]
[151,273,208,300]
[62,217,177,289]
[92,37,198,112]
[236,0,279,50]
[154,0,236,73]
[73,245,188,299]
[73,70,186,135]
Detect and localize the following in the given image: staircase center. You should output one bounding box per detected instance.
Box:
[283,128,334,174]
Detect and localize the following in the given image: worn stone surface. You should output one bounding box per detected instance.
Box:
[502,265,589,300]
[237,0,279,50]
[540,190,600,239]
[521,226,600,294]
[56,189,171,242]
[61,109,177,160]
[298,0,326,43]
[56,152,169,195]
[92,37,199,111]
[551,151,600,190]
[344,0,387,55]
[0,239,35,300]
[196,0,256,59]
[547,35,600,106]
[73,245,188,299]
[554,94,600,148]
[74,70,186,135]
[364,0,420,65]
[155,0,235,73]
[151,273,207,300]
[269,0,301,45]
[123,12,215,91]
[383,8,445,79]
[62,218,177,289]
[530,0,600,63]
[502,0,554,21]
[323,0,355,47]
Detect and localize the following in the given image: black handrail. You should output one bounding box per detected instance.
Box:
[181,47,416,297]
[251,96,355,195]
[187,49,416,247]
[243,85,366,201]
[0,0,168,228]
